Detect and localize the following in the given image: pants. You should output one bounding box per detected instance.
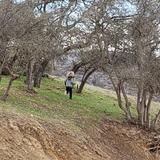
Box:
[66,87,72,99]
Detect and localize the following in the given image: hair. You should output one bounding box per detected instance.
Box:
[68,76,72,80]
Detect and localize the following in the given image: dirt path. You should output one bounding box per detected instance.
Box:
[0,111,157,160]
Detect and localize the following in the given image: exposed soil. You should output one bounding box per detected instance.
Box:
[0,111,158,160]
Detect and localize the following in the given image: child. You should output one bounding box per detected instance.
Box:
[64,76,74,99]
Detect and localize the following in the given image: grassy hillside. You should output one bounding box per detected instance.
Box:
[0,76,159,125]
[0,76,157,160]
[0,76,124,124]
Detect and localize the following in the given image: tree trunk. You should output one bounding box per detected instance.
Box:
[116,89,126,116]
[34,59,49,88]
[0,77,14,101]
[121,82,132,120]
[0,57,6,81]
[144,93,152,128]
[115,81,131,120]
[136,88,151,127]
[139,92,145,126]
[25,63,30,85]
[27,60,35,91]
[77,68,96,93]
[137,88,141,122]
[34,67,43,88]
[71,62,84,73]
[153,110,160,130]
[108,74,132,121]
[34,71,43,88]
[0,67,19,101]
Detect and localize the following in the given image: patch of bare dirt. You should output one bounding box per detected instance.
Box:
[0,112,58,160]
[41,118,158,160]
[0,111,158,160]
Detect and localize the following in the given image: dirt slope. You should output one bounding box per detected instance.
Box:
[0,112,58,160]
[0,111,157,160]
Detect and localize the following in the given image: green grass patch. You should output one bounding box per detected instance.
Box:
[0,76,124,124]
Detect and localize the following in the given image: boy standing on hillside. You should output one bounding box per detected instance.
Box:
[64,76,74,99]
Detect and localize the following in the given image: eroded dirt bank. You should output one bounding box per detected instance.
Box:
[0,112,157,160]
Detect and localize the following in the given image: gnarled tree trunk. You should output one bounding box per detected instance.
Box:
[136,87,153,127]
[108,74,132,121]
[71,62,85,73]
[77,68,96,93]
[34,59,49,88]
[26,59,35,91]
[121,82,132,121]
[154,110,160,130]
[0,67,19,101]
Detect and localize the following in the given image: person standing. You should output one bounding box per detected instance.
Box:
[64,76,74,99]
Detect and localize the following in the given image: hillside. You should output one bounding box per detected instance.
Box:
[0,76,158,160]
[0,76,124,121]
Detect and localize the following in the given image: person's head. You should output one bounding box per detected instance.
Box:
[68,76,72,80]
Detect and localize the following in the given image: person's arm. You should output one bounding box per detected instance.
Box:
[64,79,67,86]
[71,79,75,86]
